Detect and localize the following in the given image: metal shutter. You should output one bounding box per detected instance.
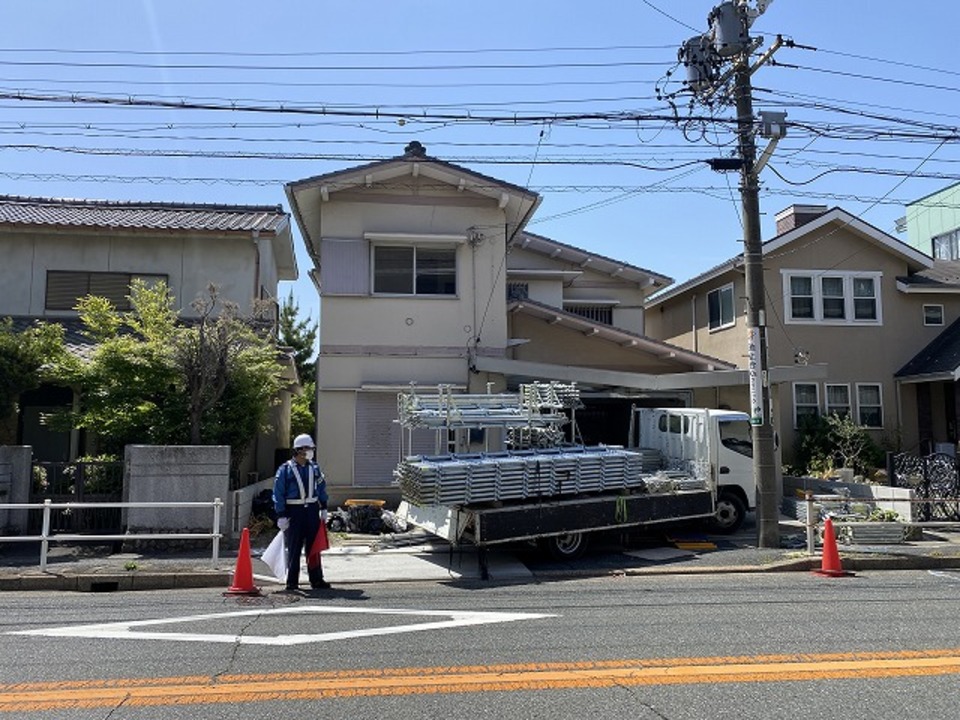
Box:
[45,271,89,310]
[320,238,370,295]
[353,392,434,488]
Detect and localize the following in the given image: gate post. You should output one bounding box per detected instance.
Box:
[0,446,32,534]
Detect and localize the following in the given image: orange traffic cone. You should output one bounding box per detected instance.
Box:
[224,527,262,595]
[814,517,854,577]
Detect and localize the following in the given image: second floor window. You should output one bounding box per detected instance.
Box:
[783,271,881,325]
[566,304,613,325]
[372,246,456,296]
[933,228,960,260]
[45,271,167,311]
[707,283,735,330]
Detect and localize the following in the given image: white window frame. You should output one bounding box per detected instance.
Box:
[781,270,883,325]
[932,228,960,260]
[825,383,851,418]
[856,383,883,428]
[923,304,945,326]
[707,283,736,331]
[793,382,820,429]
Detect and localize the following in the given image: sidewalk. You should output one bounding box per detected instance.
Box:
[3,521,960,592]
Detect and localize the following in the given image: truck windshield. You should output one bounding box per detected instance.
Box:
[719,419,753,457]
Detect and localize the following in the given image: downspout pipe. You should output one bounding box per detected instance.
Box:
[251,229,261,305]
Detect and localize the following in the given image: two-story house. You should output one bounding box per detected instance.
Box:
[0,194,299,481]
[286,142,821,501]
[645,204,960,465]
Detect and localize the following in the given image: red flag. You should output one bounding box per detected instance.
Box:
[308,522,329,569]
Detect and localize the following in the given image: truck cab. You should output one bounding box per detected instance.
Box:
[633,407,756,532]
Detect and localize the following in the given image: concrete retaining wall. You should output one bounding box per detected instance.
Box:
[0,446,31,533]
[230,477,274,534]
[124,445,230,535]
[783,475,915,522]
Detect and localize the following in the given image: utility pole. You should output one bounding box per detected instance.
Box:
[732,19,779,549]
[679,0,781,547]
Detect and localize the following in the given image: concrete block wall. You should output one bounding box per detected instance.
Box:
[0,446,31,533]
[124,445,230,535]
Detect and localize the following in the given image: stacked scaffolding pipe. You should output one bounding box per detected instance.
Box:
[395,445,705,507]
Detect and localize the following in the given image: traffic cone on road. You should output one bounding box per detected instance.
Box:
[814,517,854,577]
[224,527,261,595]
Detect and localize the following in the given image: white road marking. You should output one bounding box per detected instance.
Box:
[7,606,556,646]
[928,570,960,582]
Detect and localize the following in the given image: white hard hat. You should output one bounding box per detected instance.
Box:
[293,433,315,449]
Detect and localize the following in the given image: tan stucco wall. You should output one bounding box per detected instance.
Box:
[316,199,511,351]
[508,246,650,335]
[315,390,357,494]
[510,313,700,375]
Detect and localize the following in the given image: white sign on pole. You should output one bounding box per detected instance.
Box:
[747,326,763,426]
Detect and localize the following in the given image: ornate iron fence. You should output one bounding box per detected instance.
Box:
[890,451,960,521]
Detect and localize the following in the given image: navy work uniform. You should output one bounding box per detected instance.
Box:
[273,459,329,590]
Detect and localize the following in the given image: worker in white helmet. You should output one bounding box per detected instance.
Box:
[273,433,330,591]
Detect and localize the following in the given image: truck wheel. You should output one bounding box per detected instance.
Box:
[711,491,746,534]
[539,532,589,560]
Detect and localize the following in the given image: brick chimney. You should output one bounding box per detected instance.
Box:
[775,204,828,235]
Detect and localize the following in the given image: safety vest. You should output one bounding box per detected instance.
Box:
[283,460,320,505]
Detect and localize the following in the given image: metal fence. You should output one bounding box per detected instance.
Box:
[801,492,960,554]
[29,460,124,534]
[889,451,960,521]
[0,498,223,571]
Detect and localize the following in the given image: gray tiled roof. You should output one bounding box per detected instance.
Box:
[7,316,97,360]
[897,259,960,287]
[0,195,288,234]
[895,315,960,379]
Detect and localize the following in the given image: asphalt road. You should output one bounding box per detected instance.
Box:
[2,570,960,719]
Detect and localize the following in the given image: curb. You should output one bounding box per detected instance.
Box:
[0,572,232,592]
[5,552,960,592]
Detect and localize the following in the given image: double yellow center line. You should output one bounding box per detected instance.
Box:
[4,649,960,711]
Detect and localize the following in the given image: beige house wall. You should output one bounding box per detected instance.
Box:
[510,313,703,375]
[0,229,268,319]
[507,245,650,335]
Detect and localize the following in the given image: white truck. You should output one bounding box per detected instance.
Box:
[395,384,757,573]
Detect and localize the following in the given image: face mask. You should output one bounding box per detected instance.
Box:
[304,450,314,461]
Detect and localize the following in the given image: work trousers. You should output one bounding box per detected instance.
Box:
[283,503,323,589]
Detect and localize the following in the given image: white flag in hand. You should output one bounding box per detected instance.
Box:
[262,530,287,583]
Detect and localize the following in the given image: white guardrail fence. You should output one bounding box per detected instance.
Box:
[0,498,223,571]
[802,491,960,554]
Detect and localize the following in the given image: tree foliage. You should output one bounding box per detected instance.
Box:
[279,290,317,383]
[56,280,284,465]
[0,318,67,439]
[792,413,886,477]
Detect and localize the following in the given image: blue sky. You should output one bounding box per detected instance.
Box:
[3,1,958,325]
